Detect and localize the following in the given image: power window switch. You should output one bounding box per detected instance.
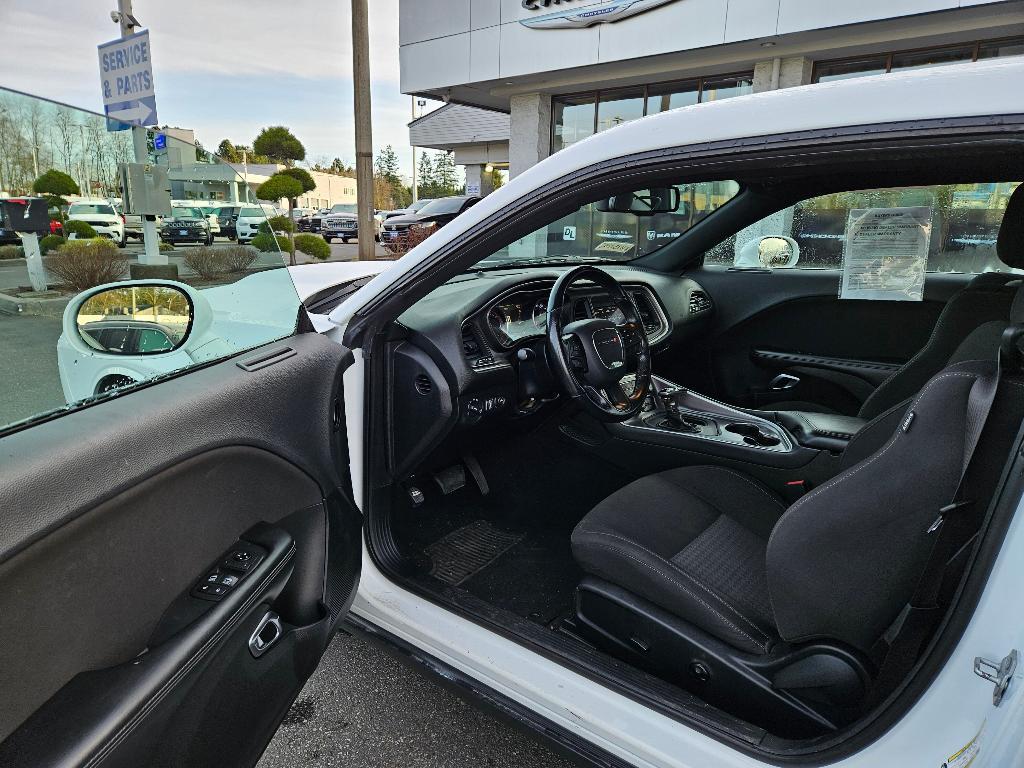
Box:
[219,573,239,587]
[195,583,229,599]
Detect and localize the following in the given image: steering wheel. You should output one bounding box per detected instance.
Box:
[546,266,652,422]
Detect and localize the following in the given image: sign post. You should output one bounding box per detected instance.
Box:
[100,2,165,265]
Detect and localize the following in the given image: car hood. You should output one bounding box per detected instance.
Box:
[384,213,438,227]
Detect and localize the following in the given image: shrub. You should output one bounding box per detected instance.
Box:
[383,225,433,257]
[46,238,129,291]
[294,234,331,261]
[39,235,65,255]
[251,232,291,254]
[0,244,24,260]
[183,246,227,279]
[220,245,259,272]
[159,241,175,252]
[64,220,97,239]
[259,214,295,234]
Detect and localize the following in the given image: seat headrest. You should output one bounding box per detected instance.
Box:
[998,184,1024,269]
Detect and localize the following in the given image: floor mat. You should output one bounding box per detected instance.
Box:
[425,520,526,586]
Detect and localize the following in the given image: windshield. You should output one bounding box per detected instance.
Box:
[408,199,432,213]
[238,207,263,218]
[418,198,466,216]
[69,203,114,216]
[470,181,739,269]
[171,207,205,219]
[331,204,357,214]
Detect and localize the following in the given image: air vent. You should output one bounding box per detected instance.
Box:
[414,374,433,395]
[629,290,662,335]
[689,290,712,314]
[573,300,589,321]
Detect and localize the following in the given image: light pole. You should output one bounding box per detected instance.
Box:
[351,0,375,261]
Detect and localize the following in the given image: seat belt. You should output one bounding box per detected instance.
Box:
[871,359,1002,698]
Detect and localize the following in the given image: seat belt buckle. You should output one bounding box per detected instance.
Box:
[783,479,809,502]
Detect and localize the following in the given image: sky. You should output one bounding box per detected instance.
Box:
[0,0,438,180]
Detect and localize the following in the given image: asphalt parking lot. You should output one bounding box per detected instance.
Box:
[258,632,573,768]
[0,312,64,426]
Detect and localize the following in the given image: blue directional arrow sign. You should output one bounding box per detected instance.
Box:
[98,30,159,129]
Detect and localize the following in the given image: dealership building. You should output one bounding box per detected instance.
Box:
[401,0,1024,194]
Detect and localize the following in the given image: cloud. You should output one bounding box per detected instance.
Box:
[0,0,425,177]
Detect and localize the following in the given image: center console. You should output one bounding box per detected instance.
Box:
[607,375,860,470]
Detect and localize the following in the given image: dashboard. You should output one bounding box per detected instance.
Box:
[389,266,713,476]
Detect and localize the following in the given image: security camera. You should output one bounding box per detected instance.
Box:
[110,10,120,23]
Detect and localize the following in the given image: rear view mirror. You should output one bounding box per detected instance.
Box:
[596,187,681,216]
[76,284,193,356]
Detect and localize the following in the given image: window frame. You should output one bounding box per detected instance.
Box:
[812,35,1024,83]
[550,70,755,153]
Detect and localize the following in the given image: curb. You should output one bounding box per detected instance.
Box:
[0,290,70,318]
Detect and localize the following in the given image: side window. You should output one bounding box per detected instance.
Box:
[706,182,1021,272]
[0,87,302,434]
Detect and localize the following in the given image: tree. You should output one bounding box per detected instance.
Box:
[253,126,305,167]
[375,145,401,185]
[435,152,458,195]
[489,167,505,192]
[373,146,411,210]
[33,169,80,219]
[417,153,435,199]
[216,139,241,162]
[256,173,304,265]
[280,167,315,195]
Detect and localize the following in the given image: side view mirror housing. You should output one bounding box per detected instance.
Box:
[596,187,681,216]
[72,284,194,356]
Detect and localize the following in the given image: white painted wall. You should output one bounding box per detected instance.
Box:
[399,0,1018,93]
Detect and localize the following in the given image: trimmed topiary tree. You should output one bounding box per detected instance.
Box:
[64,220,97,239]
[39,234,65,255]
[251,232,291,255]
[256,174,304,264]
[295,233,331,261]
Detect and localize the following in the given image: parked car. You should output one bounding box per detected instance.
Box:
[11,59,1024,768]
[159,205,213,246]
[321,206,383,244]
[216,205,242,240]
[235,205,274,244]
[66,199,126,247]
[383,198,433,219]
[380,195,480,246]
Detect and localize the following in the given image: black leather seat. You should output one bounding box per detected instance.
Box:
[771,184,1024,418]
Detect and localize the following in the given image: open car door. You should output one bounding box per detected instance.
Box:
[0,88,362,768]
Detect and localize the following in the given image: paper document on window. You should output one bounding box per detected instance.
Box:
[839,207,931,301]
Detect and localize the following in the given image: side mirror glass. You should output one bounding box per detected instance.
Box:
[76,285,193,356]
[736,235,801,268]
[596,187,681,216]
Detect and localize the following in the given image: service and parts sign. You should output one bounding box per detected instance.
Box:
[520,0,680,29]
[97,30,158,127]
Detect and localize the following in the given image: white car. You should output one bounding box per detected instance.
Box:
[235,203,278,244]
[8,59,1024,768]
[66,199,126,247]
[56,261,390,402]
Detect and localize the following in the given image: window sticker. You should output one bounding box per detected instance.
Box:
[839,206,931,301]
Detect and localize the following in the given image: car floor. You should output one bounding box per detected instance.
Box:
[393,418,636,627]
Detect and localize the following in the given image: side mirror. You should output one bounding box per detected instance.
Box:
[736,235,801,268]
[596,187,681,216]
[75,284,193,355]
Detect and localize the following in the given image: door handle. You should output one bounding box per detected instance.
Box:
[769,373,801,391]
[249,611,283,658]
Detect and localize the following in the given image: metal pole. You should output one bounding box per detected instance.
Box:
[117,0,164,265]
[351,0,375,261]
[411,96,418,204]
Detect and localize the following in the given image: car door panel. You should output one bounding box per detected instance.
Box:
[669,267,970,413]
[0,332,361,767]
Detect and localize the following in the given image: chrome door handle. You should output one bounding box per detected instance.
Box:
[249,611,283,658]
[769,374,801,391]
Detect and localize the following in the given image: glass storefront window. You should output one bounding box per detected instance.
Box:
[815,57,889,83]
[597,89,645,133]
[646,80,700,115]
[979,37,1024,59]
[552,95,596,153]
[700,75,753,102]
[891,45,975,72]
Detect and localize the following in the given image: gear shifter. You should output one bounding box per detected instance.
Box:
[659,387,702,434]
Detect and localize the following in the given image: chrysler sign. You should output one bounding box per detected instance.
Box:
[521,0,679,29]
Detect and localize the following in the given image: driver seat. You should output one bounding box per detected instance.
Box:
[570,356,1019,734]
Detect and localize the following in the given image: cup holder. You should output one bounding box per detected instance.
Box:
[725,422,782,448]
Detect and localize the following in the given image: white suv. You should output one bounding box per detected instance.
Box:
[235,204,276,244]
[66,200,126,247]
